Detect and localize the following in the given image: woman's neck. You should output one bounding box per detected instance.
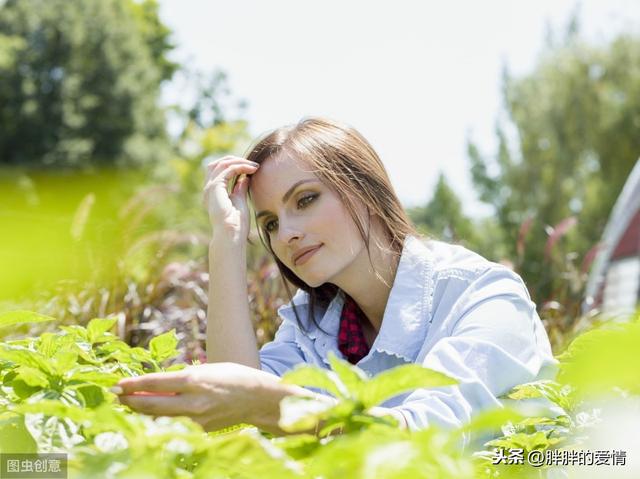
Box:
[334,229,402,333]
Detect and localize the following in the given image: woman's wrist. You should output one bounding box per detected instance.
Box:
[244,375,301,434]
[210,221,248,245]
[208,233,247,266]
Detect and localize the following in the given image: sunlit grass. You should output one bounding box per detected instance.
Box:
[0,167,146,302]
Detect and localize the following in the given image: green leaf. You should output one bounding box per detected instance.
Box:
[0,413,37,453]
[104,345,152,368]
[0,345,55,376]
[200,429,303,479]
[461,407,526,434]
[2,370,17,387]
[23,411,85,452]
[36,333,59,358]
[558,320,640,398]
[271,434,320,460]
[95,338,133,358]
[305,425,417,479]
[278,395,351,433]
[15,366,49,388]
[149,329,179,363]
[87,317,118,344]
[59,325,89,342]
[14,400,91,423]
[281,365,347,399]
[360,364,458,408]
[50,350,79,375]
[73,384,105,408]
[516,415,569,428]
[507,383,546,400]
[0,310,56,329]
[485,431,562,452]
[446,407,528,449]
[66,368,121,386]
[326,352,368,398]
[71,341,101,365]
[11,379,42,399]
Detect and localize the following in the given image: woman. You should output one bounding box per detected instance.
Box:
[115,117,557,435]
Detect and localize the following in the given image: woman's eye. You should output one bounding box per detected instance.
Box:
[297,194,317,209]
[265,220,277,233]
[263,194,317,234]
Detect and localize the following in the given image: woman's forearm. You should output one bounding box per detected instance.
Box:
[206,233,260,369]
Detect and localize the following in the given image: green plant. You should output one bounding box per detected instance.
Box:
[1,309,638,478]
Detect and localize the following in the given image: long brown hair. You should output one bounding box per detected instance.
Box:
[245,117,422,336]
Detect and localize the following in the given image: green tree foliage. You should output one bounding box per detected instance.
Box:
[124,0,178,82]
[407,173,509,261]
[0,0,174,168]
[410,173,475,243]
[467,21,640,302]
[143,69,251,240]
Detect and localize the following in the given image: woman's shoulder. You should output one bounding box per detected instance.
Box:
[421,239,531,305]
[419,237,514,277]
[422,238,488,270]
[408,236,529,298]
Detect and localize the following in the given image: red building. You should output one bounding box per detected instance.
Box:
[583,159,640,316]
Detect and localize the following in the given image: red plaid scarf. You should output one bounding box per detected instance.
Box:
[337,294,371,364]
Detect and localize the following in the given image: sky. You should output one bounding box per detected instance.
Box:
[158,0,640,218]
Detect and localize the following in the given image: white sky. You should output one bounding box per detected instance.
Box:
[158,0,640,218]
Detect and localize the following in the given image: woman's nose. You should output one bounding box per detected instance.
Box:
[276,218,303,245]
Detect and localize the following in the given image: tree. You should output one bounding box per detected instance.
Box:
[408,173,509,262]
[467,18,640,302]
[0,0,174,168]
[411,173,474,242]
[124,0,178,83]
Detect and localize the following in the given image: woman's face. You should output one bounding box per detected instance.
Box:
[249,154,367,288]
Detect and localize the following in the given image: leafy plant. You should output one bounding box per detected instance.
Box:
[1,309,639,478]
[279,352,457,436]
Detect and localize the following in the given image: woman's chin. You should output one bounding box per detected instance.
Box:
[305,278,326,289]
[300,272,330,289]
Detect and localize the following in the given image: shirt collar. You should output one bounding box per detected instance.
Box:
[276,288,344,341]
[368,234,433,363]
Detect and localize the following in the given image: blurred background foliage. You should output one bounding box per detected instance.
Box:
[407,14,640,350]
[0,2,638,356]
[0,0,173,168]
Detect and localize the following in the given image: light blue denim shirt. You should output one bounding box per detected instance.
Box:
[259,235,558,431]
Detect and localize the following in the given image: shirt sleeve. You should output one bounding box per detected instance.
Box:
[259,319,307,377]
[391,267,558,432]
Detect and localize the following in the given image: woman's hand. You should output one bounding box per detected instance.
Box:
[202,155,260,241]
[113,362,307,433]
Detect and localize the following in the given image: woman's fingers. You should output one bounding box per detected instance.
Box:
[116,371,192,394]
[202,164,258,215]
[205,156,256,173]
[203,164,257,197]
[118,393,232,432]
[230,175,250,202]
[118,393,194,417]
[204,159,258,189]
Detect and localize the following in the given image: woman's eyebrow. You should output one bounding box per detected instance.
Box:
[256,179,319,220]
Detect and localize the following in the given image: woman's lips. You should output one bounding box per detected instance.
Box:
[295,245,322,266]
